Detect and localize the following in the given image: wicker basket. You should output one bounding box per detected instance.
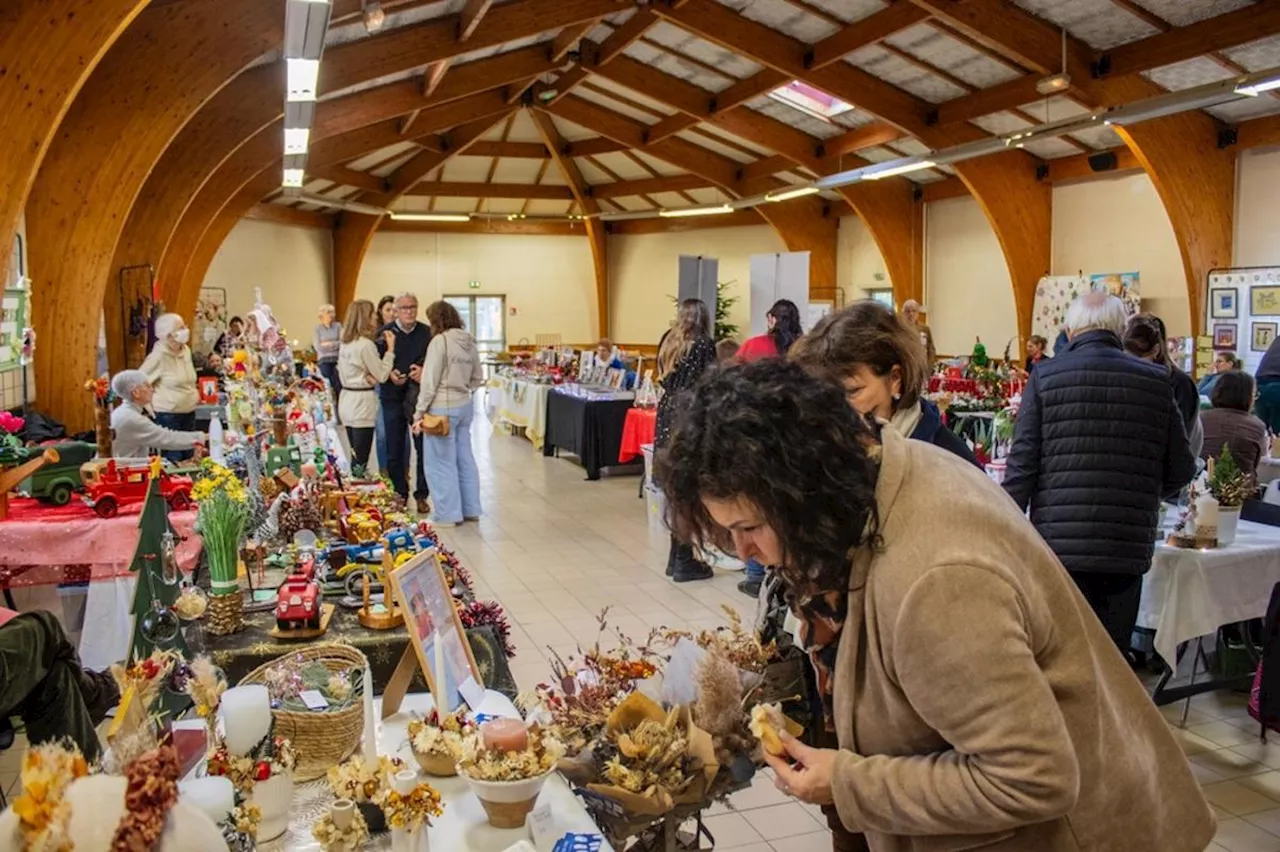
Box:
[238,643,367,781]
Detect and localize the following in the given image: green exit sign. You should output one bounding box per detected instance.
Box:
[467,280,481,289]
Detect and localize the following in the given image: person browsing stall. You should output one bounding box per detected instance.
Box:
[737,299,803,361]
[1199,350,1240,396]
[338,300,396,477]
[109,370,206,460]
[313,303,343,396]
[1202,370,1269,480]
[378,292,432,513]
[139,313,200,461]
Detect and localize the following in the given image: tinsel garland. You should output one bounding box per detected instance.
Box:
[457,600,516,658]
[437,546,475,597]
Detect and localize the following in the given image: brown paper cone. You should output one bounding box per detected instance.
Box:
[478,794,540,829]
[413,751,457,777]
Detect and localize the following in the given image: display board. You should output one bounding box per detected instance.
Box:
[0,289,28,373]
[1205,267,1280,375]
[195,287,228,357]
[1032,275,1086,355]
[749,252,810,336]
[677,255,718,312]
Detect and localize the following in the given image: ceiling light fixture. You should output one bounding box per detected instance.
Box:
[1237,76,1280,97]
[283,127,311,155]
[286,58,321,102]
[1035,27,1071,96]
[764,186,820,202]
[362,0,385,32]
[390,212,472,222]
[282,168,306,188]
[863,160,936,180]
[659,204,733,218]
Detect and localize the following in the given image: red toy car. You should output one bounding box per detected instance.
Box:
[79,459,194,519]
[276,568,322,630]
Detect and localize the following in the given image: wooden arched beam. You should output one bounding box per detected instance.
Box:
[104,65,281,371]
[0,0,148,272]
[838,181,923,308]
[26,0,285,431]
[333,214,384,317]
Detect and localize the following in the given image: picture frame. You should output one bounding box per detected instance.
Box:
[1253,285,1280,316]
[1254,322,1278,353]
[386,549,483,714]
[1210,288,1238,319]
[1213,323,1237,350]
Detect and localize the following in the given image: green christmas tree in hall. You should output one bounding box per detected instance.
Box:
[127,476,189,680]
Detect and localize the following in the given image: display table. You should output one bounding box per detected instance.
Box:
[206,606,518,699]
[488,376,553,449]
[1140,518,1280,703]
[0,498,202,669]
[618,408,656,464]
[542,385,638,481]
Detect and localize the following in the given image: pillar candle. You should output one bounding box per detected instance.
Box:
[179,776,235,823]
[1196,493,1220,536]
[219,685,271,756]
[480,718,529,753]
[362,663,378,767]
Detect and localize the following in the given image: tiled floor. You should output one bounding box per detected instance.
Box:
[7,411,1280,851]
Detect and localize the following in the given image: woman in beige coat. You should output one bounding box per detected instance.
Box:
[337,300,395,476]
[655,359,1214,852]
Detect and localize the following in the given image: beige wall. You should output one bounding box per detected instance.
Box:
[1236,147,1280,269]
[357,231,597,345]
[202,218,333,346]
[1051,172,1189,335]
[837,214,891,300]
[924,195,1018,358]
[607,225,783,345]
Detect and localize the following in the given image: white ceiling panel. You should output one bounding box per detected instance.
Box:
[1143,56,1235,91]
[440,156,493,182]
[854,146,899,163]
[828,108,878,130]
[572,158,614,185]
[477,199,526,215]
[744,97,844,138]
[1016,95,1091,122]
[504,110,543,144]
[629,150,684,176]
[622,40,737,91]
[367,149,420,177]
[970,111,1034,135]
[588,152,652,180]
[684,187,727,205]
[588,75,690,112]
[347,142,416,172]
[887,137,934,157]
[715,0,841,43]
[491,158,544,183]
[1207,96,1280,123]
[681,129,763,162]
[524,199,570,216]
[1011,0,1160,49]
[300,179,332,194]
[885,24,1023,89]
[1066,124,1125,149]
[573,86,664,123]
[696,122,777,154]
[1221,34,1280,71]
[1135,0,1252,27]
[645,21,763,78]
[649,190,695,208]
[846,47,968,103]
[1021,137,1083,158]
[548,113,597,142]
[433,197,480,213]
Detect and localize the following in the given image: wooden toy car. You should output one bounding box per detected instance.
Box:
[79,459,194,518]
[7,441,97,505]
[275,567,322,630]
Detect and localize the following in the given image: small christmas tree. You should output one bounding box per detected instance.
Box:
[1208,445,1251,508]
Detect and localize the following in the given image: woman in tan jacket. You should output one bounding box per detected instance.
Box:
[655,358,1214,852]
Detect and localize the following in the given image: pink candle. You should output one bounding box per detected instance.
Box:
[481,718,528,753]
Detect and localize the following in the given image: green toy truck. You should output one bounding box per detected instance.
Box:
[15,441,98,505]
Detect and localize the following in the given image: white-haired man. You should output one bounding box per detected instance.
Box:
[376,292,432,512]
[1003,291,1195,656]
[109,369,206,460]
[901,299,935,366]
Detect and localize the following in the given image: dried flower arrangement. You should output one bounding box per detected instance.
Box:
[206,728,297,795]
[259,654,362,712]
[692,650,757,769]
[457,724,565,782]
[376,781,444,830]
[326,755,407,804]
[659,606,777,674]
[408,707,474,762]
[182,655,228,725]
[12,740,90,852]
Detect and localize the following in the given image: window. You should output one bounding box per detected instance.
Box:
[444,295,506,358]
[867,289,895,309]
[768,81,856,124]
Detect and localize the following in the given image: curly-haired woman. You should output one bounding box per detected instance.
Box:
[655,359,1213,852]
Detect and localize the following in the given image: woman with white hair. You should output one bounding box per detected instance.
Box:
[139,313,200,461]
[900,299,935,366]
[313,303,343,396]
[109,370,206,460]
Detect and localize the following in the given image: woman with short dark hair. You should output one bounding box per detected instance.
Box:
[655,359,1214,852]
[1203,370,1268,479]
[790,301,977,465]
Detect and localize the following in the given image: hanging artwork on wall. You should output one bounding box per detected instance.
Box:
[1253,322,1278,352]
[1252,285,1280,316]
[1090,272,1141,318]
[1213,323,1238,349]
[194,287,228,357]
[1210,288,1238,319]
[1032,275,1087,355]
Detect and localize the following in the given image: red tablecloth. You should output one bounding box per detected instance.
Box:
[619,408,657,463]
[0,497,202,588]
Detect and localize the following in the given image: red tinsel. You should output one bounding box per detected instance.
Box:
[457,600,515,658]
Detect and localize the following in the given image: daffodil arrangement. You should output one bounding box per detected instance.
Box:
[192,459,250,597]
[13,741,90,852]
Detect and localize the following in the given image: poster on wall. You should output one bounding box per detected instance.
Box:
[1031,275,1086,355]
[1090,272,1141,318]
[0,290,28,374]
[1205,269,1280,375]
[195,287,228,357]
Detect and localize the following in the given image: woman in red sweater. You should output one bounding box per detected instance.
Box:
[737,299,803,362]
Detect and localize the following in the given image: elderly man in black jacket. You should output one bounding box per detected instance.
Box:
[1003,291,1196,653]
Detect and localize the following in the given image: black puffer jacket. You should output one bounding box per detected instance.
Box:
[1003,330,1196,576]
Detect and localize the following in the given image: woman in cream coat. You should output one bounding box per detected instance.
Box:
[337,300,395,476]
[139,313,200,461]
[656,359,1214,852]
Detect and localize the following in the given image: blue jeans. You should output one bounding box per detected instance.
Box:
[746,558,765,583]
[422,401,481,524]
[374,407,388,473]
[382,393,428,500]
[153,411,196,462]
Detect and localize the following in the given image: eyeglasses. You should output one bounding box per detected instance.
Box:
[396,305,418,312]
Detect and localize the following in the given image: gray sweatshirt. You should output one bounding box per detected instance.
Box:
[414,328,484,415]
[313,322,342,363]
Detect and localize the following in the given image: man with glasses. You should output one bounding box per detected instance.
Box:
[377,292,432,512]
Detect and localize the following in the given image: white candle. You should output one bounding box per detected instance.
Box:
[219,685,272,756]
[362,663,378,768]
[179,776,235,823]
[432,632,448,711]
[1196,493,1220,536]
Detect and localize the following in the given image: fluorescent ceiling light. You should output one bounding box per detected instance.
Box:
[390,212,472,222]
[287,58,320,102]
[864,160,936,180]
[659,204,733,218]
[765,186,820,202]
[1237,77,1280,97]
[283,127,311,155]
[285,0,331,59]
[282,168,305,188]
[1036,72,1071,96]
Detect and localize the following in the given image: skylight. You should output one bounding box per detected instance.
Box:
[767,81,855,123]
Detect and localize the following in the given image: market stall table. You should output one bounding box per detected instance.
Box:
[618,407,656,464]
[1140,518,1280,705]
[542,385,638,481]
[487,376,553,449]
[0,497,201,669]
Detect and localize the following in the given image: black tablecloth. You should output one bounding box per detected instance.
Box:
[542,389,639,480]
[202,607,517,699]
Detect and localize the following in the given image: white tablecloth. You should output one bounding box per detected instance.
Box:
[1139,519,1280,665]
[487,377,553,450]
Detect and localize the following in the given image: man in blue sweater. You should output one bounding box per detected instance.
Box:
[377,292,432,512]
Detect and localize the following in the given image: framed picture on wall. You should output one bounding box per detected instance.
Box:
[1210,288,1238,319]
[1253,285,1280,316]
[1253,322,1278,353]
[1213,324,1238,349]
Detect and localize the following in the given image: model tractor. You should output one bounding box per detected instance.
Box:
[275,562,322,630]
[79,459,194,518]
[20,441,97,505]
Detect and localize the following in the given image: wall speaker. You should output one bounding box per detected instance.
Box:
[1087,152,1118,172]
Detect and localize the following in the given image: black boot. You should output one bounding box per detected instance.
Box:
[671,542,713,583]
[737,579,762,598]
[666,537,678,577]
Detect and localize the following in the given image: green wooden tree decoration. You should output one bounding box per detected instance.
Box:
[127,476,189,662]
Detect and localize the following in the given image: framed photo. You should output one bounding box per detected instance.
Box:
[1210,288,1238,319]
[1213,323,1237,349]
[1254,322,1278,353]
[1253,285,1280,316]
[387,549,482,713]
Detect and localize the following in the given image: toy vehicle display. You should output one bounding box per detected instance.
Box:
[5,441,97,505]
[275,565,322,630]
[79,459,194,518]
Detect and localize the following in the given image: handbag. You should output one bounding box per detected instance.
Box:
[1247,581,1280,739]
[417,334,450,437]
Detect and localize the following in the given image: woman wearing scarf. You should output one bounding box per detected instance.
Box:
[655,358,1213,852]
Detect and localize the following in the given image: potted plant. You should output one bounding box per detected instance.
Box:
[1208,445,1250,545]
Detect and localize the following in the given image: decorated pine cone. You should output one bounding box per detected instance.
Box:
[277,497,323,543]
